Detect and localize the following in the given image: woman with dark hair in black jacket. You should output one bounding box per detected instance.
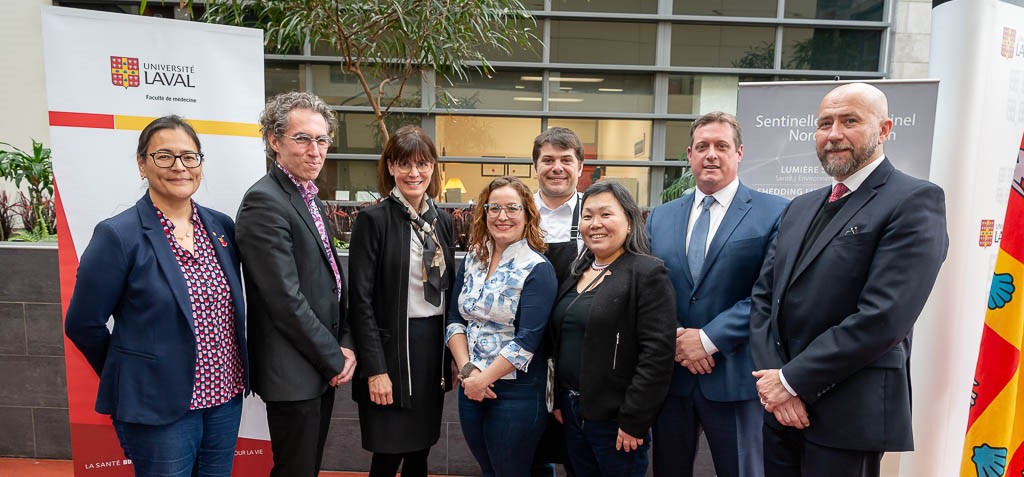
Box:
[550,181,676,477]
[348,125,455,477]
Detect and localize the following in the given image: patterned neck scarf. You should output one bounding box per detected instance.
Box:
[390,188,447,306]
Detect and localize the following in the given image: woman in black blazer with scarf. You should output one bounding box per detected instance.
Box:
[550,181,676,477]
[348,126,455,477]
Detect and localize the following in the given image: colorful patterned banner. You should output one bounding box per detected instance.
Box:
[962,133,1024,477]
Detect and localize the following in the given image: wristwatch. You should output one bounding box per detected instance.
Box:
[459,362,479,380]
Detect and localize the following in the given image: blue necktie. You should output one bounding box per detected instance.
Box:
[687,195,715,282]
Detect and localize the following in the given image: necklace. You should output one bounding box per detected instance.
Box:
[591,260,612,271]
[174,229,194,241]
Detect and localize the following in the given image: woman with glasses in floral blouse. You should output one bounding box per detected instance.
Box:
[65,115,248,477]
[446,176,558,477]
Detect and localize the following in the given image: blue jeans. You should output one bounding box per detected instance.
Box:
[113,395,242,477]
[459,378,548,477]
[561,391,650,477]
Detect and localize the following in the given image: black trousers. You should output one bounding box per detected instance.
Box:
[763,422,882,477]
[265,387,336,477]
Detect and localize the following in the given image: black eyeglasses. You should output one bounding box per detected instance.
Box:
[147,152,204,168]
[484,203,524,218]
[283,133,333,149]
[394,160,434,174]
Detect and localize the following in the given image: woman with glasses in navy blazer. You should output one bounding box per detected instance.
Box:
[65,115,248,477]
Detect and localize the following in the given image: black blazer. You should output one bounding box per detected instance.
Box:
[236,165,352,402]
[751,158,948,452]
[348,199,456,408]
[551,252,677,438]
[65,194,248,425]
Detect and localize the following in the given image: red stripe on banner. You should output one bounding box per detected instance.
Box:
[56,183,107,426]
[967,324,1020,429]
[1009,438,1024,476]
[1002,188,1024,263]
[48,111,115,129]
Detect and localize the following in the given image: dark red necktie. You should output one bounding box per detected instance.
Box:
[828,183,850,203]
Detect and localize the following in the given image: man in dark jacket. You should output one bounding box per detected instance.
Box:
[236,91,357,477]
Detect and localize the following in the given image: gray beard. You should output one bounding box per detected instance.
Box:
[818,136,878,179]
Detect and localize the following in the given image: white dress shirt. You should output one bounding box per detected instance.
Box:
[534,191,584,253]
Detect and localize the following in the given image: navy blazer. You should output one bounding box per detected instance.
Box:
[647,182,787,402]
[65,194,248,426]
[750,158,948,452]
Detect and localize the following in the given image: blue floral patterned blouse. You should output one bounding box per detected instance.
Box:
[446,239,557,380]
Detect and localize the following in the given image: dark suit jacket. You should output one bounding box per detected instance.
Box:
[65,194,248,425]
[348,198,456,409]
[551,252,677,438]
[647,182,787,402]
[750,158,948,452]
[236,165,352,402]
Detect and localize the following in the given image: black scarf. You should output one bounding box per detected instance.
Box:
[390,189,447,306]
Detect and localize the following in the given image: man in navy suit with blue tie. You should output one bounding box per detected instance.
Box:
[648,112,787,477]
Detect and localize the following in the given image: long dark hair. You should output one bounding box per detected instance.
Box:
[569,180,650,277]
[136,115,201,160]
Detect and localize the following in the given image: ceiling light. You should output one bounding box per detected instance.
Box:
[520,75,605,83]
[598,88,624,92]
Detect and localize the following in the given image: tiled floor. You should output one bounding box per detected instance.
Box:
[0,458,458,477]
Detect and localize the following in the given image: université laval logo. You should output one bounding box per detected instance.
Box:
[110,56,140,89]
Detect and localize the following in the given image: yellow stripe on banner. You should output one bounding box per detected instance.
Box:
[113,115,260,138]
[989,249,1024,341]
[960,366,1023,475]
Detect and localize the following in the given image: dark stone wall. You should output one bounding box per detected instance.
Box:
[0,244,71,460]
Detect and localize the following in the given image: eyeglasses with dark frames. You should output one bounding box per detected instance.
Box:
[394,160,434,174]
[283,133,333,149]
[147,151,204,168]
[484,203,524,218]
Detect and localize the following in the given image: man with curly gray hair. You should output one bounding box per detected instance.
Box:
[236,91,355,477]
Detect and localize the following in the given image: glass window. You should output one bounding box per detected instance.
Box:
[547,119,653,161]
[665,120,694,162]
[668,75,698,114]
[321,159,381,202]
[674,0,777,17]
[782,28,882,71]
[552,0,657,14]
[550,21,657,65]
[435,116,540,158]
[548,73,654,113]
[334,113,421,154]
[440,161,540,204]
[785,0,884,21]
[437,71,542,111]
[589,166,653,207]
[312,64,421,108]
[473,37,544,63]
[671,24,776,68]
[265,61,305,99]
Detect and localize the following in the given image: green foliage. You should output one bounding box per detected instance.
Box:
[0,140,53,208]
[661,168,696,203]
[201,0,539,142]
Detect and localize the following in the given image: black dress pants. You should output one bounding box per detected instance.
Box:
[266,387,336,477]
[763,421,882,477]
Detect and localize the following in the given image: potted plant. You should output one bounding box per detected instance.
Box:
[0,139,55,240]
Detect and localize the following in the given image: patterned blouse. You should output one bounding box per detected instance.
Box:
[156,205,244,410]
[446,239,557,380]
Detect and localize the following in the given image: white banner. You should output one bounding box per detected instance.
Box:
[41,6,271,475]
[902,1,1024,476]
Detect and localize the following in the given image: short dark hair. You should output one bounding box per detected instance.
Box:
[259,91,337,161]
[377,125,443,198]
[570,180,651,277]
[532,127,584,164]
[690,111,743,149]
[136,115,201,160]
